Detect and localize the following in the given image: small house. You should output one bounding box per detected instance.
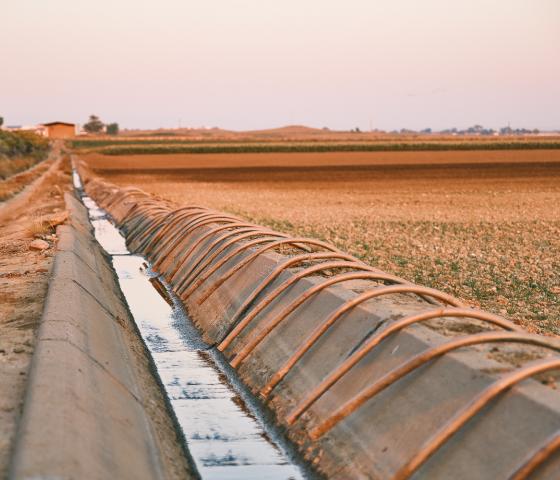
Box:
[42,122,76,139]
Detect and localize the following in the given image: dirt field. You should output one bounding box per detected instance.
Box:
[0,152,71,477]
[83,149,560,335]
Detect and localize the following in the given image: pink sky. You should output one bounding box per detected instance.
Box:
[1,0,559,130]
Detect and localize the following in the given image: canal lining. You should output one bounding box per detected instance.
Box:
[78,180,313,479]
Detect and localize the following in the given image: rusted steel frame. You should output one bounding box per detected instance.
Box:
[176,228,287,296]
[393,357,560,480]
[260,285,464,398]
[125,206,170,240]
[127,209,173,247]
[155,216,241,273]
[181,235,299,299]
[218,252,379,349]
[105,188,145,210]
[509,430,560,480]
[143,207,209,255]
[220,261,399,354]
[150,211,229,262]
[309,334,560,442]
[167,222,266,282]
[131,206,207,248]
[152,215,242,271]
[228,272,414,369]
[145,208,213,255]
[287,307,522,424]
[197,238,343,305]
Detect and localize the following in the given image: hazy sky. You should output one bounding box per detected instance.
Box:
[1,0,559,131]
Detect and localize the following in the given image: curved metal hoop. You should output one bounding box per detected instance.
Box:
[152,212,239,266]
[167,222,264,282]
[392,357,560,480]
[155,216,241,274]
[218,253,378,350]
[196,238,343,304]
[260,285,463,397]
[287,307,521,424]
[309,334,560,441]
[228,272,415,369]
[180,235,291,298]
[509,430,560,480]
[176,228,285,296]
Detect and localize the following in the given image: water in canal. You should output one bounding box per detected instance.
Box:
[77,186,305,479]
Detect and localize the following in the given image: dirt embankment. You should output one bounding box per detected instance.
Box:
[0,154,71,477]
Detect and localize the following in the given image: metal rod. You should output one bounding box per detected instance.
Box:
[392,357,560,480]
[182,235,292,299]
[287,308,522,424]
[167,222,264,282]
[218,252,378,348]
[260,285,463,397]
[228,272,413,368]
[309,334,560,441]
[145,208,211,256]
[152,212,237,266]
[155,216,241,274]
[175,227,283,295]
[509,430,560,480]
[197,238,343,305]
[219,261,398,353]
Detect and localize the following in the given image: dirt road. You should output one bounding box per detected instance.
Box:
[0,152,72,477]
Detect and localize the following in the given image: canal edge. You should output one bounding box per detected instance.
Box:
[9,190,200,480]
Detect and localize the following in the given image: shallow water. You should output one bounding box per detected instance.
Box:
[79,189,304,479]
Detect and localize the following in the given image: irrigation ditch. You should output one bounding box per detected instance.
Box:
[76,173,309,479]
[75,154,560,479]
[12,153,560,479]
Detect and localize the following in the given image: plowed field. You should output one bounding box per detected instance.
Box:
[83,149,560,334]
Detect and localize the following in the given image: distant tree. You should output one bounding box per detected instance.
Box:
[106,122,119,135]
[83,115,105,134]
[0,116,3,128]
[421,128,432,134]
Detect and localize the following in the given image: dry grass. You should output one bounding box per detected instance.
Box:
[0,157,54,202]
[83,150,560,335]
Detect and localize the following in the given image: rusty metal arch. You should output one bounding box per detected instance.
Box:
[143,207,210,254]
[175,227,284,296]
[129,211,176,250]
[154,216,243,274]
[196,238,344,305]
[151,212,237,264]
[125,207,170,242]
[220,261,400,354]
[145,208,216,257]
[287,307,522,424]
[218,252,380,349]
[181,235,295,299]
[309,334,560,442]
[509,430,560,480]
[392,357,560,480]
[228,271,416,369]
[260,285,463,398]
[167,222,270,282]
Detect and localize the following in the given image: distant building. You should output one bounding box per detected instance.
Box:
[41,121,76,139]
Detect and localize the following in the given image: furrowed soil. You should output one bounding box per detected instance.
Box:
[83,149,560,335]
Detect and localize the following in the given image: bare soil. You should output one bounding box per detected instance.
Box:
[0,153,72,477]
[83,149,560,335]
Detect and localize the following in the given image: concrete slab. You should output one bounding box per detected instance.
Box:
[9,192,196,480]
